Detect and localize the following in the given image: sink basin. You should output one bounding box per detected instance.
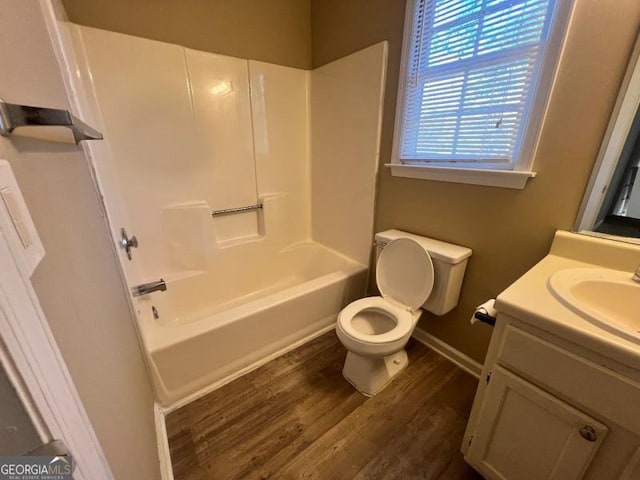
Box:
[548,268,640,344]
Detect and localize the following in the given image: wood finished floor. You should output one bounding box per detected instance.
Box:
[166,332,482,480]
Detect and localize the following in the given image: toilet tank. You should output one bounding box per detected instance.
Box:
[374,229,472,315]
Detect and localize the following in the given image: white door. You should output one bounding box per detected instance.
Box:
[467,366,607,480]
[0,162,113,478]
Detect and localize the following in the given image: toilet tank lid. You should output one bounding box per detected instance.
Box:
[375,229,472,264]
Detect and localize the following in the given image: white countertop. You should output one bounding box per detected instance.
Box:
[495,232,640,372]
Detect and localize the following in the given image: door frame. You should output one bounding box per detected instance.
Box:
[0,185,113,478]
[575,31,640,232]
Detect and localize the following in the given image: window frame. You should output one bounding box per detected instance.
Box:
[388,0,576,189]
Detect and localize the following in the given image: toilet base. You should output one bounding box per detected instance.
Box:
[342,349,409,397]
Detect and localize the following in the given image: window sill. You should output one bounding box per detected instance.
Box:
[386,163,536,189]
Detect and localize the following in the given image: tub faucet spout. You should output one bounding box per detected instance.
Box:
[132,279,167,297]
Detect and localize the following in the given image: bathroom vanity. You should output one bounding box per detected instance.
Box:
[462,231,640,480]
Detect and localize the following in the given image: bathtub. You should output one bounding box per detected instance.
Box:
[133,241,368,406]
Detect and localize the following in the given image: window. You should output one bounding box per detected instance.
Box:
[390,0,574,188]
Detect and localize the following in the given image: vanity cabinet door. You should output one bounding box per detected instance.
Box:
[467,366,607,480]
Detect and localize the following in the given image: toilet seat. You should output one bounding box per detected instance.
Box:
[376,238,434,311]
[337,297,414,345]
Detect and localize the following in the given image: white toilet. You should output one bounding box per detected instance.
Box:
[336,229,472,396]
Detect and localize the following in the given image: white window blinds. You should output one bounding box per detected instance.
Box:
[398,0,557,167]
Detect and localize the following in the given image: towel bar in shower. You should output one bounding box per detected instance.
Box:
[0,98,103,144]
[211,203,263,217]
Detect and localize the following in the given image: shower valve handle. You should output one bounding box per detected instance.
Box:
[120,227,138,261]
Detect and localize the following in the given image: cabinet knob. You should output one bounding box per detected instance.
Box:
[579,425,597,442]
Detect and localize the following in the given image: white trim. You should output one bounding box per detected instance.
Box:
[390,0,419,170]
[154,403,174,480]
[390,0,575,187]
[412,327,483,378]
[0,206,112,478]
[387,163,536,189]
[576,32,640,231]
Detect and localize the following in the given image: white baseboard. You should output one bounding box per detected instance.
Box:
[155,402,174,480]
[412,327,483,378]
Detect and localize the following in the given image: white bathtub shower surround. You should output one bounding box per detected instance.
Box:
[187,49,261,243]
[55,22,388,405]
[311,44,388,265]
[70,26,312,279]
[137,243,367,404]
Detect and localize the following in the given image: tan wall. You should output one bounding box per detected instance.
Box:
[311,43,387,266]
[0,2,160,479]
[312,0,640,362]
[61,0,312,69]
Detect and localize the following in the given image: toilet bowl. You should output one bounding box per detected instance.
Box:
[337,237,434,396]
[336,230,472,396]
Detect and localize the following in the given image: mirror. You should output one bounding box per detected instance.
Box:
[577,33,640,243]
